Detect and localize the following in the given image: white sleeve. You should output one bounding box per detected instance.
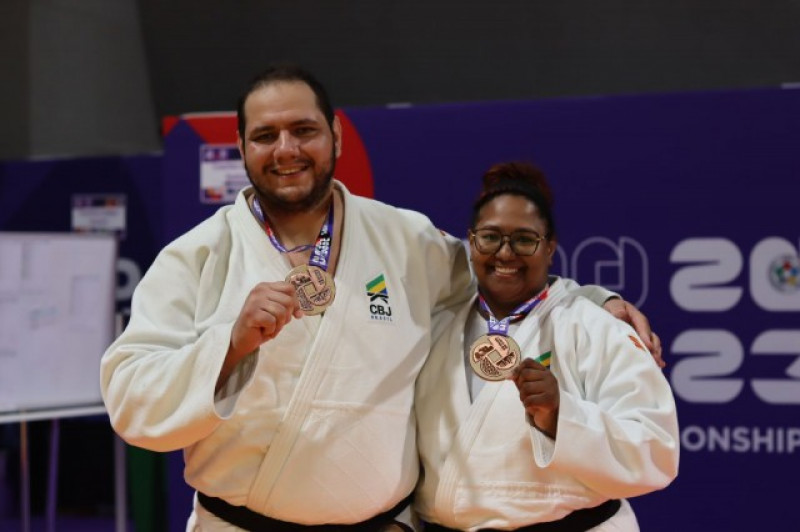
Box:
[533,302,679,498]
[558,276,619,306]
[424,230,476,343]
[432,232,476,314]
[100,244,256,452]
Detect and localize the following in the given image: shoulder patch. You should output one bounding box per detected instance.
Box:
[628,334,646,351]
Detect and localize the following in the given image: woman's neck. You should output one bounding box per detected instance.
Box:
[479,299,517,321]
[479,282,549,321]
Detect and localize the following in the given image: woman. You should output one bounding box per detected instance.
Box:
[414,162,679,531]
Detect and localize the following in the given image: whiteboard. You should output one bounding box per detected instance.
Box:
[0,232,117,423]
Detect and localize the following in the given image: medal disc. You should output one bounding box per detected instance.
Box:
[469,334,522,381]
[286,264,336,316]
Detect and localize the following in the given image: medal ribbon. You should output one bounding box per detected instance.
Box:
[252,197,333,270]
[478,287,548,336]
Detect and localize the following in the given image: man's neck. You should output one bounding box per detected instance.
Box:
[255,184,341,250]
[270,199,331,249]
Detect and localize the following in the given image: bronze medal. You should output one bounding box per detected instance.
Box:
[469,333,522,381]
[286,264,336,316]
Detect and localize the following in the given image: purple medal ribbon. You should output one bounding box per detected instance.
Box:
[478,287,549,336]
[252,197,334,270]
[307,207,332,271]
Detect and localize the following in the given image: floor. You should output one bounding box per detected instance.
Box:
[0,516,130,532]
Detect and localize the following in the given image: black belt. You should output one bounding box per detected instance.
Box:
[197,491,413,531]
[423,499,621,532]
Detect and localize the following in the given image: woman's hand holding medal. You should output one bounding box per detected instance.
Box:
[512,358,560,439]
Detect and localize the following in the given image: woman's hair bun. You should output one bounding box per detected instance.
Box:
[480,161,553,209]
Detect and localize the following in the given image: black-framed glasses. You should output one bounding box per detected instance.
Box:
[469,228,545,256]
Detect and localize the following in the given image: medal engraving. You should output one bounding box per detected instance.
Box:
[287,264,335,316]
[469,334,521,381]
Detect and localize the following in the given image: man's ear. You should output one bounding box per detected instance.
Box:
[332,116,343,158]
[236,131,245,159]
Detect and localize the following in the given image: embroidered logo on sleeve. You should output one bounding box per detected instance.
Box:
[628,335,646,351]
[366,273,393,322]
[534,351,552,368]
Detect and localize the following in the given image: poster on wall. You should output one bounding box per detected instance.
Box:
[199,144,248,204]
[71,194,127,237]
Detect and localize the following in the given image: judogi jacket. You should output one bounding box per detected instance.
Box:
[100,182,474,524]
[415,277,680,531]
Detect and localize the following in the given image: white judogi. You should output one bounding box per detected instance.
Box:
[415,278,679,531]
[101,181,474,526]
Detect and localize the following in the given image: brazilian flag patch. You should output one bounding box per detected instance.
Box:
[365,273,393,322]
[535,351,552,368]
[366,273,388,300]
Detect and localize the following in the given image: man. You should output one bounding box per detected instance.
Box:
[101,64,661,531]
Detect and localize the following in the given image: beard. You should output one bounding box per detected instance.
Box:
[245,146,336,215]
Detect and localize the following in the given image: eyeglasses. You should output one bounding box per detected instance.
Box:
[469,228,545,256]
